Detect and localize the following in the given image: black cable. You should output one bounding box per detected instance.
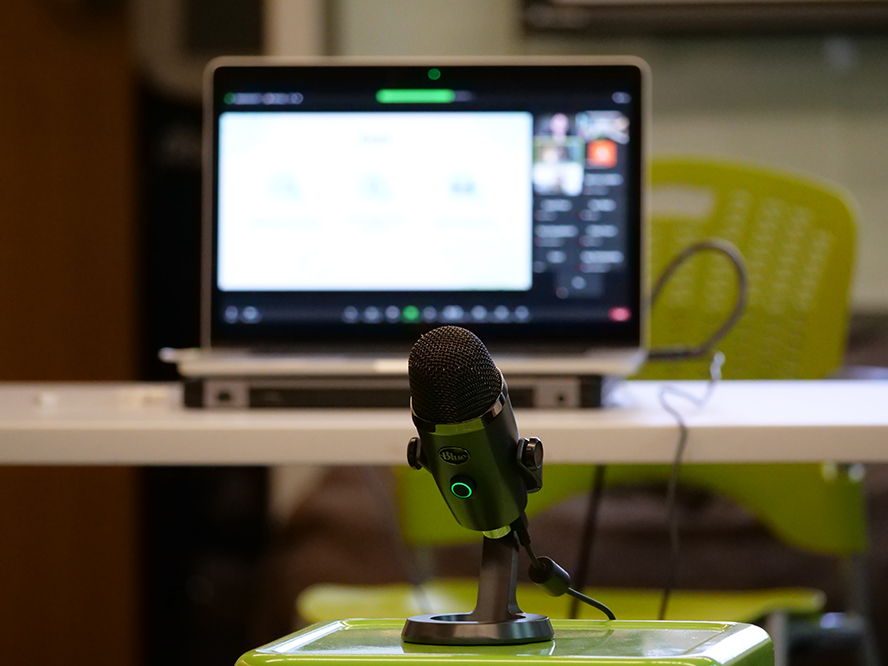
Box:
[515,522,616,621]
[569,464,607,619]
[656,351,725,620]
[647,239,748,361]
[566,588,616,621]
[563,239,747,622]
[644,239,745,616]
[523,538,541,569]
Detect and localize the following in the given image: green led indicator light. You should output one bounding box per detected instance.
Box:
[451,482,473,499]
[428,68,441,81]
[223,92,236,105]
[377,89,456,104]
[402,305,420,322]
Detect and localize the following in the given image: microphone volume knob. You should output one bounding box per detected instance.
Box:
[407,437,424,470]
[519,437,543,471]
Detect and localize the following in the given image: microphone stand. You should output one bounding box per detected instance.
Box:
[401,530,554,645]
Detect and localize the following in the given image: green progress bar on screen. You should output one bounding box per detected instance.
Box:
[376,89,456,104]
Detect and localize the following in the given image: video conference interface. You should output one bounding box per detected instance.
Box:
[213,67,641,341]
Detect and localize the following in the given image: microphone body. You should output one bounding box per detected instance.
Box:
[404,326,614,631]
[411,384,528,533]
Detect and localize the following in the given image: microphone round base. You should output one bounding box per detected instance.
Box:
[401,612,553,646]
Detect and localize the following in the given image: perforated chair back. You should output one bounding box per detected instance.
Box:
[637,158,856,380]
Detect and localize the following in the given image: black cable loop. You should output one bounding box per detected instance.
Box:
[648,239,748,360]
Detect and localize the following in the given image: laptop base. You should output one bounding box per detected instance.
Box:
[182,375,617,409]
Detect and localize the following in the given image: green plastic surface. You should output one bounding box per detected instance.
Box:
[240,619,772,666]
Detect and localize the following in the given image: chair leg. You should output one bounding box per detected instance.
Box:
[856,615,881,666]
[845,554,883,666]
[765,611,789,666]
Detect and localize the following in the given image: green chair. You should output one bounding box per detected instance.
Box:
[637,157,854,381]
[297,159,873,664]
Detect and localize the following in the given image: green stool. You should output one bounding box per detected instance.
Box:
[239,619,773,666]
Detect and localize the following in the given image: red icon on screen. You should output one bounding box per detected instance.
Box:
[587,140,618,168]
[608,307,631,322]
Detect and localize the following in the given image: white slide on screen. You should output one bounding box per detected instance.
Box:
[217,111,533,291]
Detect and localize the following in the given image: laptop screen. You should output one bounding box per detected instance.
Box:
[208,60,645,350]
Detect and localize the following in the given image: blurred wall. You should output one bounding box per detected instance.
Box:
[333,0,888,312]
[0,3,139,666]
[0,1,136,381]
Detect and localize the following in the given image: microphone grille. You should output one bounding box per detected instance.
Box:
[408,326,502,424]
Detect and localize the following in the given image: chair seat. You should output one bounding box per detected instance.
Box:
[298,579,825,625]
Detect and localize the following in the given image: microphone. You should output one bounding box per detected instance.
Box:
[403,325,617,634]
[406,326,542,535]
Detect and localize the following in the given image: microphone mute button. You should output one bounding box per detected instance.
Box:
[449,475,476,498]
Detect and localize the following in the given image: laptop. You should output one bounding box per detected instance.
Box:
[165,56,649,408]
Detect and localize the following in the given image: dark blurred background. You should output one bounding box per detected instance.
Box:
[0,2,887,666]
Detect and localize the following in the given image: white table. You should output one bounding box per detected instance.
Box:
[0,380,886,465]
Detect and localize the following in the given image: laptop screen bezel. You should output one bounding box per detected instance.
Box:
[204,57,648,352]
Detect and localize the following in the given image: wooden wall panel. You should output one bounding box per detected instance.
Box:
[0,1,135,381]
[0,5,140,666]
[0,467,140,661]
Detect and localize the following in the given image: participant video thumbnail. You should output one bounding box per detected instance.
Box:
[533,111,629,195]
